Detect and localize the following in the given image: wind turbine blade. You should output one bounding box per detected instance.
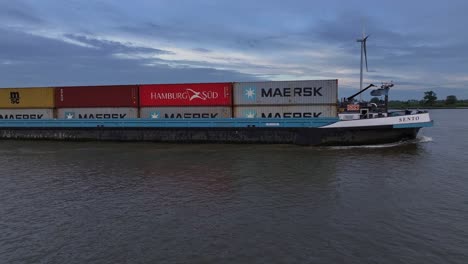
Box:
[362,20,366,38]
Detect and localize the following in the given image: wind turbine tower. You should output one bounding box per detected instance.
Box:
[356,34,369,101]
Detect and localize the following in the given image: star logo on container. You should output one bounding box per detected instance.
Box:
[65,112,75,119]
[150,112,160,119]
[244,110,256,118]
[243,87,256,100]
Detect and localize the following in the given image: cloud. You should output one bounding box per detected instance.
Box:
[303,11,468,94]
[62,34,173,55]
[192,48,211,53]
[0,1,43,25]
[0,27,258,87]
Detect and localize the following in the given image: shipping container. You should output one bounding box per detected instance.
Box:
[55,85,138,108]
[233,80,338,105]
[139,83,232,107]
[0,88,55,108]
[233,105,337,118]
[0,109,55,119]
[57,108,138,119]
[140,107,232,119]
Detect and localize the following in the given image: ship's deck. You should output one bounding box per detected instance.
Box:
[0,118,340,128]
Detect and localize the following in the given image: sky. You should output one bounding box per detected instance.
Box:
[1,0,467,100]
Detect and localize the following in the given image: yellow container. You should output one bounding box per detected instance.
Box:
[0,87,55,108]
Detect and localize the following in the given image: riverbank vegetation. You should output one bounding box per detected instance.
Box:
[381,91,468,109]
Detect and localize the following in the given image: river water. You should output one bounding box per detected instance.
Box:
[0,110,467,264]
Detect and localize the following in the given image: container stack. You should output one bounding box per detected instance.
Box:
[55,85,139,119]
[0,79,338,120]
[233,80,338,118]
[0,87,55,119]
[139,83,233,119]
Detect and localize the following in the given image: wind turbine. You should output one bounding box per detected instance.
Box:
[356,33,370,101]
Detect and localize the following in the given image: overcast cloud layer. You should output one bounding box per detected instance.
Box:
[1,0,467,99]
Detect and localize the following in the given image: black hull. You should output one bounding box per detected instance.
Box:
[0,126,420,146]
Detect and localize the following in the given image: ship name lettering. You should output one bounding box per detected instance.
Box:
[399,116,420,122]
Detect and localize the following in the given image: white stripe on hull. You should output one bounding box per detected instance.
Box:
[321,113,431,128]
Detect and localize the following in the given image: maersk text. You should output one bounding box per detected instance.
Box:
[261,87,322,97]
[0,114,44,119]
[74,114,127,119]
[164,113,219,118]
[261,112,322,118]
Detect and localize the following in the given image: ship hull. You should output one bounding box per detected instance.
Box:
[0,126,420,146]
[0,113,432,146]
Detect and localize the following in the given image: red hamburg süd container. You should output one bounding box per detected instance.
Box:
[139,83,232,107]
[55,85,139,108]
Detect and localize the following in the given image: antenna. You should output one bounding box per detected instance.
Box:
[356,34,370,101]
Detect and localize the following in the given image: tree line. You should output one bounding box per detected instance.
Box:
[375,91,468,108]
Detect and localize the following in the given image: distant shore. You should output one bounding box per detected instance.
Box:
[391,107,468,110]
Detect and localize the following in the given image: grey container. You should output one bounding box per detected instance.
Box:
[0,109,54,119]
[233,105,337,118]
[140,107,232,119]
[234,80,338,105]
[57,107,138,119]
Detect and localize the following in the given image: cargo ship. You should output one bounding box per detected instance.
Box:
[0,80,432,146]
[0,36,433,146]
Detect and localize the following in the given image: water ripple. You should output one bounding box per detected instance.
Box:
[0,110,467,263]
